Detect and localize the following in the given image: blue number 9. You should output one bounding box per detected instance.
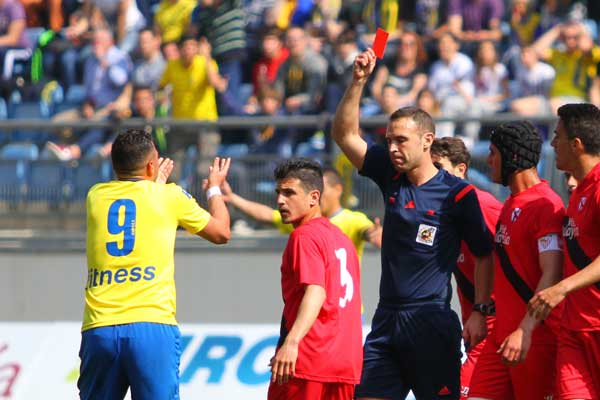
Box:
[106,199,136,256]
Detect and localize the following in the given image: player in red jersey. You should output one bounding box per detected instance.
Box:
[431,137,502,400]
[468,121,565,400]
[267,158,363,400]
[529,103,600,399]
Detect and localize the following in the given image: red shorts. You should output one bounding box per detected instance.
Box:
[460,316,495,399]
[267,378,355,400]
[557,328,600,400]
[468,333,557,399]
[460,336,486,399]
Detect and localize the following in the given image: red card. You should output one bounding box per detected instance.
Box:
[372,28,389,59]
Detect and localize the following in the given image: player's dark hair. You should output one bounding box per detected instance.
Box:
[431,137,471,168]
[557,103,600,155]
[389,106,436,135]
[490,121,542,186]
[111,128,156,176]
[274,158,323,194]
[322,167,343,187]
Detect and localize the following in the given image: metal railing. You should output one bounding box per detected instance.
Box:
[0,114,566,230]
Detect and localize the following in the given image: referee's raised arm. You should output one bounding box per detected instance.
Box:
[332,48,376,171]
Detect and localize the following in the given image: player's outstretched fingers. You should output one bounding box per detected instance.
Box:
[156,157,174,184]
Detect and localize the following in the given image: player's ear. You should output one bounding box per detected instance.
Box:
[422,131,434,150]
[309,189,320,206]
[457,163,467,177]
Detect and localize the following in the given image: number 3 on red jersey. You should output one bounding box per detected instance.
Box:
[335,248,354,308]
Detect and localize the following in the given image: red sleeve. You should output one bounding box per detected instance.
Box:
[288,231,326,287]
[533,198,565,239]
[476,190,503,235]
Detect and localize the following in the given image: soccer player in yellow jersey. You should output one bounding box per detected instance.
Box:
[222,167,382,260]
[78,128,231,400]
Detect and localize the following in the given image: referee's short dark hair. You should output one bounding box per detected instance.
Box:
[557,103,600,155]
[389,106,436,136]
[431,137,471,168]
[111,128,156,176]
[274,158,324,194]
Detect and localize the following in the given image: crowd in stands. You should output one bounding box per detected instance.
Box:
[1,0,600,164]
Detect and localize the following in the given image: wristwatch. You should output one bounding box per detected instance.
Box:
[472,301,495,316]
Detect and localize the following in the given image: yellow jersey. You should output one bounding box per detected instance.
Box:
[549,47,600,98]
[159,55,219,120]
[272,208,374,261]
[83,180,210,331]
[154,0,196,43]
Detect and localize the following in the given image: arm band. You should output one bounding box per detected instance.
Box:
[538,233,562,253]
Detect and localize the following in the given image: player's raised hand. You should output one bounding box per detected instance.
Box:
[155,157,174,184]
[220,180,233,202]
[462,311,487,350]
[206,157,231,188]
[353,48,376,83]
[528,283,566,321]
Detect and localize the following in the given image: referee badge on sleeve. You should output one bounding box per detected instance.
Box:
[416,224,437,246]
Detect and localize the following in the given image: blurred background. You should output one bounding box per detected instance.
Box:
[0,0,591,397]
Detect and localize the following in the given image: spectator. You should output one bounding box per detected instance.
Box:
[501,0,543,77]
[473,40,508,115]
[87,0,146,54]
[274,26,326,115]
[251,27,289,98]
[416,87,441,117]
[446,0,504,54]
[0,0,31,82]
[93,86,169,158]
[153,0,195,55]
[188,0,247,115]
[325,29,359,112]
[370,31,428,110]
[243,0,277,68]
[158,35,227,163]
[42,3,89,90]
[509,46,555,116]
[46,28,132,161]
[410,0,449,41]
[532,21,600,113]
[21,0,63,31]
[428,32,478,142]
[132,28,165,89]
[249,84,291,157]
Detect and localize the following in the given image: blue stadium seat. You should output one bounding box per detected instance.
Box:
[67,160,111,201]
[217,143,249,158]
[27,160,67,206]
[9,101,51,144]
[0,142,39,160]
[0,160,27,204]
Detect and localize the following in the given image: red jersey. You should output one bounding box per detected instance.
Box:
[252,47,289,94]
[493,181,565,344]
[563,162,600,331]
[279,217,362,383]
[456,188,502,324]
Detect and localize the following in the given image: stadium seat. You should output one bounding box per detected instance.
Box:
[9,101,51,144]
[0,142,39,160]
[0,159,27,205]
[217,143,249,158]
[67,160,111,201]
[27,160,67,206]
